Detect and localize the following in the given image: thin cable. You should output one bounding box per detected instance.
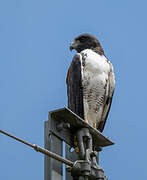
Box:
[0,129,73,167]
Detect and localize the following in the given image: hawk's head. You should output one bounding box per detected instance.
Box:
[70,33,104,55]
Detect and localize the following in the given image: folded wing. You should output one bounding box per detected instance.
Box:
[66,53,84,119]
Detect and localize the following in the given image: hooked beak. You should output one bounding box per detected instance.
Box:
[69,40,80,51]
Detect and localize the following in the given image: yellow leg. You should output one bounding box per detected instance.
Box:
[94,123,97,129]
[74,136,77,146]
[74,136,79,153]
[85,118,88,123]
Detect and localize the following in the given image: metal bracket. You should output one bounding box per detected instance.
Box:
[76,128,92,159]
[46,107,114,180]
[49,108,114,149]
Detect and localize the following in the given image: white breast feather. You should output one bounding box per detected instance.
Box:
[80,49,110,128]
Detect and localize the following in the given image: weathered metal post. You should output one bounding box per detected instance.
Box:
[44,108,114,180]
[44,113,63,180]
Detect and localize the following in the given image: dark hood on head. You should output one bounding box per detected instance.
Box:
[70,33,104,55]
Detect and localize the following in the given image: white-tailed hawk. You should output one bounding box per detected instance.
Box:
[66,34,115,132]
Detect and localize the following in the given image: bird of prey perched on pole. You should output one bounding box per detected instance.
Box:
[66,34,115,132]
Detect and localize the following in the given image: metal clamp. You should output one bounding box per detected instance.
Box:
[71,158,106,180]
[70,128,108,180]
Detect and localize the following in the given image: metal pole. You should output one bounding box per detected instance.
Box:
[0,129,73,167]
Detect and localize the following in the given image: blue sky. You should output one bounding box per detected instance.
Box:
[0,0,147,179]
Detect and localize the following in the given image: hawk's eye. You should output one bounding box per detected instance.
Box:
[79,37,87,42]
